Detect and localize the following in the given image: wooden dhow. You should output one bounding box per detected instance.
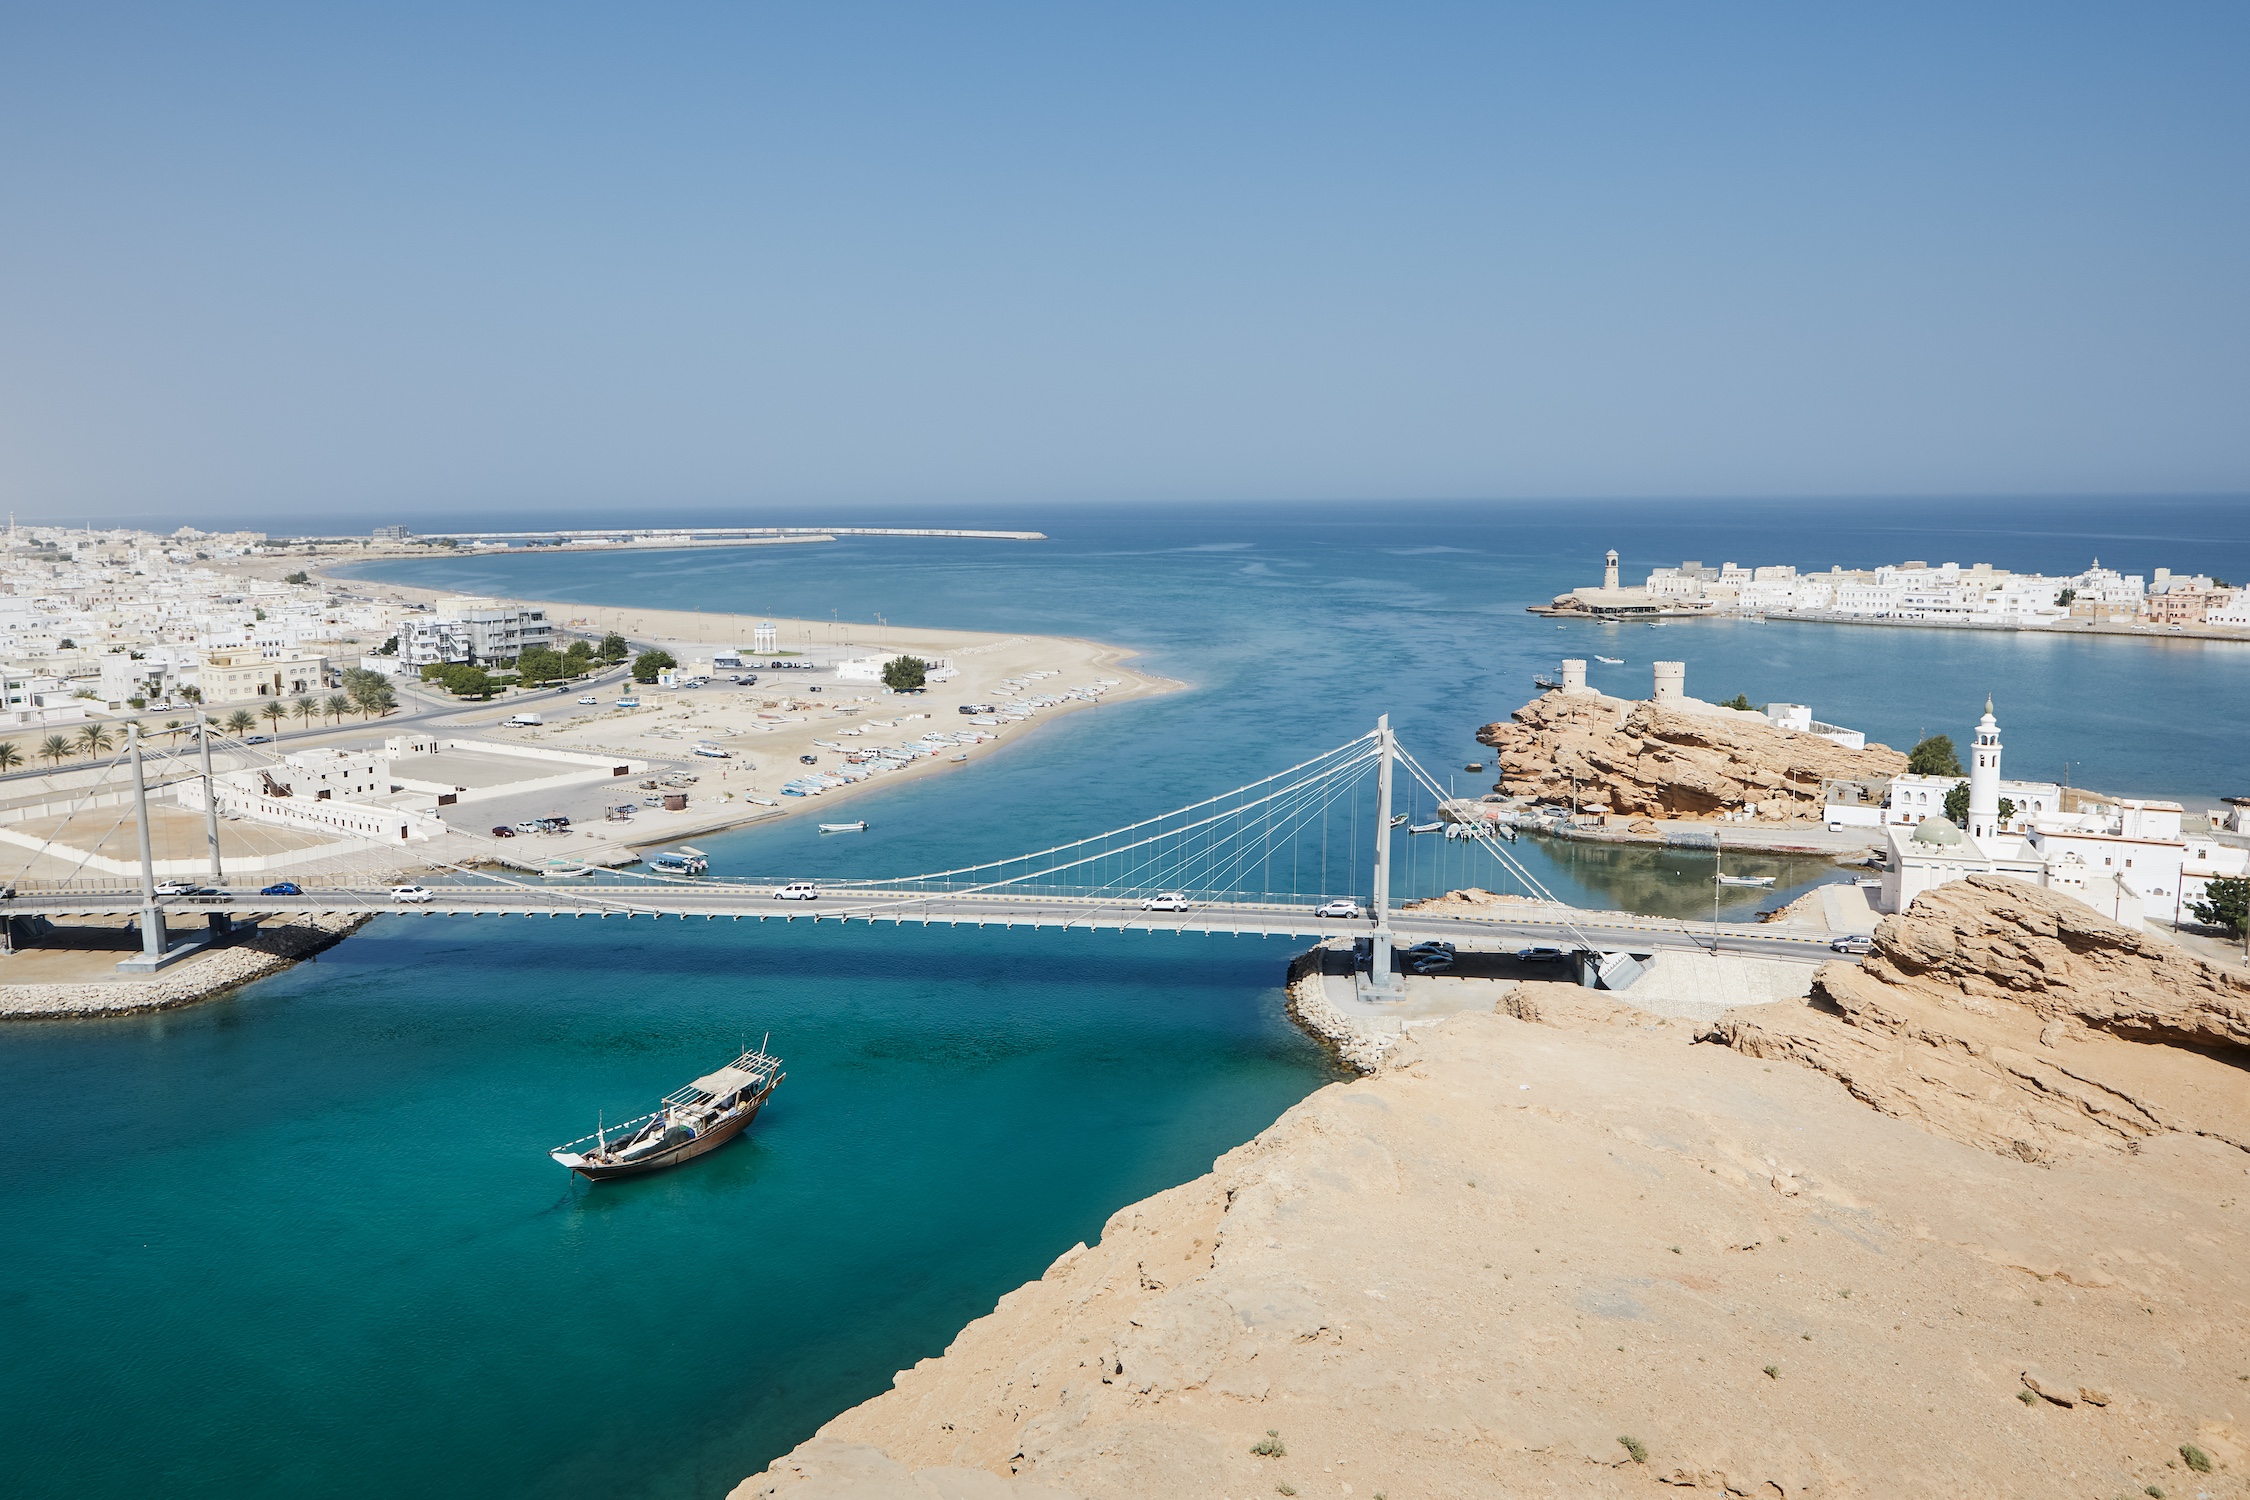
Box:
[549,1043,784,1181]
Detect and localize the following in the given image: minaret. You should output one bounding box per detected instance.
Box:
[1968,696,2003,845]
[1603,549,1619,591]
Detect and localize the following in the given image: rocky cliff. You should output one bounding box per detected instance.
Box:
[1708,874,2250,1163]
[1475,692,1905,819]
[737,908,2250,1497]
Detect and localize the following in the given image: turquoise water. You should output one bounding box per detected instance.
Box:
[6,497,2247,1498]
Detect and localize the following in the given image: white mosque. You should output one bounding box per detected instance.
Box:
[1878,699,2239,929]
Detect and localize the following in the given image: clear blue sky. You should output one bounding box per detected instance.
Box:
[2,3,2245,518]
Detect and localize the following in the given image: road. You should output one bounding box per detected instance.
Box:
[8,883,1849,961]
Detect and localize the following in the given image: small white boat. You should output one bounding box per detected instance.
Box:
[1407,821,1445,835]
[541,861,597,878]
[950,753,968,761]
[1595,655,1623,665]
[819,820,868,833]
[1716,873,1776,887]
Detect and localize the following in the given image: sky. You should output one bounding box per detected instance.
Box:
[1,3,2245,521]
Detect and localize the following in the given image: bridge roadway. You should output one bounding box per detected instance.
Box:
[9,885,1846,961]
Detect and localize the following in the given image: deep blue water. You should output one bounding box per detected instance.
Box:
[4,496,2246,1499]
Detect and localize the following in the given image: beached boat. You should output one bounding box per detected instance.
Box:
[1716,873,1776,887]
[549,1043,784,1181]
[819,820,868,833]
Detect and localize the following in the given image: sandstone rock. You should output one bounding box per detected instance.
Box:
[1706,876,2250,1162]
[1475,691,1904,819]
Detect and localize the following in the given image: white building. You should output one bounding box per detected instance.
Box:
[1879,702,2194,931]
[400,597,552,667]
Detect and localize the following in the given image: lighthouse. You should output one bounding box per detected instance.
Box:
[1603,548,1619,591]
[1967,696,2003,845]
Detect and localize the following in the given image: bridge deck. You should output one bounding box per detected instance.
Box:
[7,887,1843,961]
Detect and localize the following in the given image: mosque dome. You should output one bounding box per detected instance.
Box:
[1911,816,1966,846]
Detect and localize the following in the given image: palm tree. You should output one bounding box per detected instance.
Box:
[325,693,352,724]
[225,709,256,736]
[75,723,115,760]
[292,695,318,728]
[0,741,21,773]
[261,702,287,734]
[40,734,71,769]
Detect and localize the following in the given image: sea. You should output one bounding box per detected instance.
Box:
[4,496,2245,1498]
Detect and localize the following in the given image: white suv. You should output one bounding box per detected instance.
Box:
[773,882,819,901]
[1313,898,1362,919]
[1140,892,1191,911]
[391,885,434,904]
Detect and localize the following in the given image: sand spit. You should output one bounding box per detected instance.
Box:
[737,881,2250,1498]
[0,913,371,1019]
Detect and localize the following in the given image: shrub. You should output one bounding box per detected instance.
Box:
[1251,1430,1285,1458]
[1618,1436,1648,1464]
[2180,1444,2211,1473]
[1763,1364,1779,1379]
[883,655,929,692]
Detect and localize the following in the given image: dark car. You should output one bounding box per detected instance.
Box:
[1515,945,1571,965]
[490,825,517,837]
[799,753,819,765]
[260,882,302,896]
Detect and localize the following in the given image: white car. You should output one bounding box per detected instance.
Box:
[391,885,434,904]
[773,881,819,901]
[577,695,599,704]
[1313,899,1362,919]
[1141,892,1192,911]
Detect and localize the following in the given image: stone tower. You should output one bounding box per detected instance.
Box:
[1968,696,2003,844]
[1603,548,1620,591]
[1652,661,1685,704]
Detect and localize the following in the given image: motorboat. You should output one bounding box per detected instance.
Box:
[541,861,597,878]
[1716,873,1776,887]
[1595,655,1624,665]
[819,821,868,833]
[1407,821,1444,835]
[649,850,709,875]
[549,1043,784,1181]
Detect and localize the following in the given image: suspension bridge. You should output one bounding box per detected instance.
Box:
[6,718,1842,981]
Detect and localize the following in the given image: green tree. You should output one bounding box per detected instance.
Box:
[178,684,203,704]
[1943,782,1970,826]
[564,639,594,667]
[376,635,398,656]
[2055,587,2077,607]
[283,570,311,585]
[76,723,116,759]
[1996,797,2017,826]
[1907,735,1964,777]
[514,645,567,685]
[225,709,257,735]
[260,701,287,734]
[2188,876,2249,935]
[40,734,72,768]
[0,741,21,772]
[1721,693,1756,712]
[882,655,929,692]
[436,664,494,698]
[292,695,319,728]
[599,632,630,663]
[631,649,676,684]
[324,693,352,723]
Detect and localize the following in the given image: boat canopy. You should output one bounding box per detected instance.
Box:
[689,1064,765,1097]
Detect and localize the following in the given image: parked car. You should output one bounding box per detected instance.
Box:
[1829,933,1875,954]
[514,821,544,834]
[259,882,302,896]
[391,885,434,904]
[1141,892,1192,911]
[773,881,819,901]
[798,753,819,765]
[490,825,517,838]
[1313,898,1362,919]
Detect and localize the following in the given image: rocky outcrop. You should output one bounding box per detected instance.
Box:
[1707,875,2250,1162]
[737,986,2250,1499]
[0,914,371,1019]
[1476,692,1904,819]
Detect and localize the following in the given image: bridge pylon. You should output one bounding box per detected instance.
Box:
[1363,714,1404,1000]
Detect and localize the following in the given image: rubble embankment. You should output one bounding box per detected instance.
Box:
[0,914,371,1020]
[733,875,2250,1498]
